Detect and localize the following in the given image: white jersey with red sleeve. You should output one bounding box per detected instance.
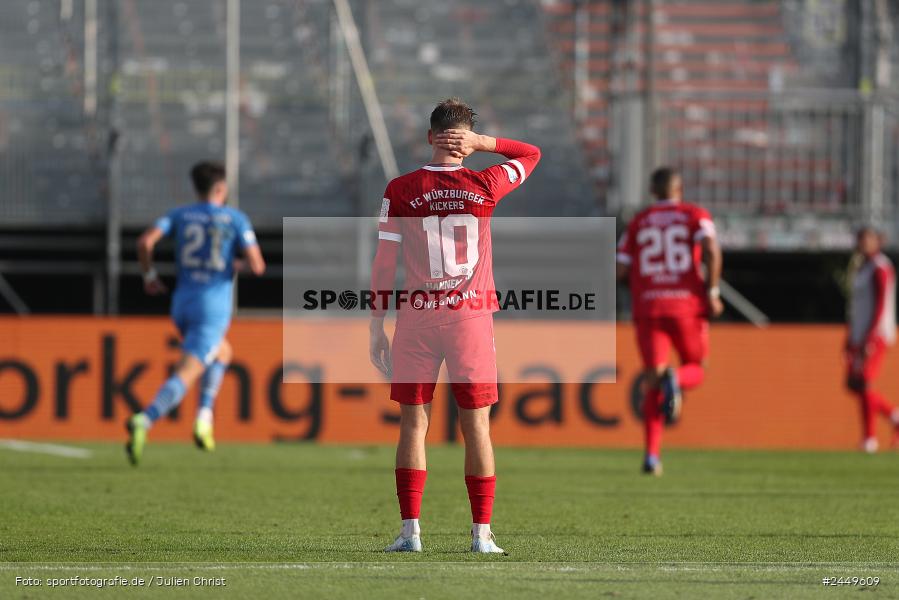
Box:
[372,138,541,329]
[849,253,897,347]
[617,200,716,319]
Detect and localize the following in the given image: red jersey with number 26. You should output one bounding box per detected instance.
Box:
[617,200,716,319]
[375,138,541,329]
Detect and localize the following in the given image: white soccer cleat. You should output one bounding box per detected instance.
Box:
[471,531,505,554]
[384,534,422,552]
[862,437,879,454]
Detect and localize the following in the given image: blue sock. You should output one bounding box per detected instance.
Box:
[143,376,187,423]
[199,360,227,410]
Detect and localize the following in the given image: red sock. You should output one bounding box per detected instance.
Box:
[677,364,704,390]
[395,468,427,520]
[644,388,664,457]
[867,390,896,419]
[858,392,876,439]
[465,475,496,524]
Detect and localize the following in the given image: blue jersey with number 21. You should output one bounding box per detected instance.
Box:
[154,202,257,322]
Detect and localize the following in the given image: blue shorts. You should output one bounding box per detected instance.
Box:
[172,297,230,366]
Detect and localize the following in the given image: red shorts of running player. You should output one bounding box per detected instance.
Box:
[635,316,709,368]
[846,336,887,387]
[390,314,498,409]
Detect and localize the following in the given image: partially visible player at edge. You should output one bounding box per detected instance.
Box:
[369,98,540,553]
[126,161,266,465]
[845,226,899,453]
[616,167,723,476]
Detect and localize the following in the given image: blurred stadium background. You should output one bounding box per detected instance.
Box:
[2,0,898,320]
[4,5,899,592]
[3,0,899,451]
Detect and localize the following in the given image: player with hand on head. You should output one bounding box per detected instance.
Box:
[845,226,899,453]
[369,98,540,553]
[126,161,266,465]
[616,167,723,476]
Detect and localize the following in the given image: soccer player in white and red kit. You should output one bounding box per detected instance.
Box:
[368,98,540,553]
[616,168,723,475]
[845,226,899,452]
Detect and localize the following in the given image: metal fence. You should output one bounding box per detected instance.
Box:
[4,0,899,317]
[650,90,899,248]
[0,0,107,226]
[0,0,593,231]
[2,1,896,234]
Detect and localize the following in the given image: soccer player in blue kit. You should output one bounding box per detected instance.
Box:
[126,162,266,465]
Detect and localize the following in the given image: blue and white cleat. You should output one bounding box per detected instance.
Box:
[660,367,682,425]
[384,534,422,552]
[471,532,506,554]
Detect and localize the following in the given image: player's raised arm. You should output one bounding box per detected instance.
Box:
[432,128,495,158]
[434,129,541,200]
[137,216,171,296]
[493,137,542,176]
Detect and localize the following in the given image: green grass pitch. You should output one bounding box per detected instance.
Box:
[1,442,898,598]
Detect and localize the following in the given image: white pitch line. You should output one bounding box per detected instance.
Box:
[0,562,895,571]
[0,439,92,459]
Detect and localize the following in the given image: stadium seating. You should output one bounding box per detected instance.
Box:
[21,0,592,227]
[362,0,595,216]
[542,0,799,210]
[538,0,897,244]
[2,0,898,233]
[0,0,104,225]
[115,0,349,227]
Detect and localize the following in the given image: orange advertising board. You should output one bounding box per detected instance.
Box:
[0,317,888,449]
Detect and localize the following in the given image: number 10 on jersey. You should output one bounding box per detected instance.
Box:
[422,214,480,279]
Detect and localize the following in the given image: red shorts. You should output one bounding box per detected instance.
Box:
[390,314,498,409]
[635,316,709,369]
[846,337,887,383]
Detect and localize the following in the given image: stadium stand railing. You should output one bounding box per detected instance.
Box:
[0,0,105,226]
[653,89,893,249]
[3,0,899,314]
[4,0,893,231]
[540,0,899,247]
[113,0,352,227]
[360,0,595,217]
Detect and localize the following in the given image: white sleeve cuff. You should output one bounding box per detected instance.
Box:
[616,252,632,264]
[378,231,402,243]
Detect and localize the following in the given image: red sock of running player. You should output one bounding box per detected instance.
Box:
[465,475,496,524]
[858,392,877,439]
[867,390,897,419]
[395,468,427,520]
[644,388,664,457]
[677,363,704,390]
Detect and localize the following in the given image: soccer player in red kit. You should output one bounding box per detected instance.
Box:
[368,98,540,552]
[616,167,723,475]
[845,226,899,453]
